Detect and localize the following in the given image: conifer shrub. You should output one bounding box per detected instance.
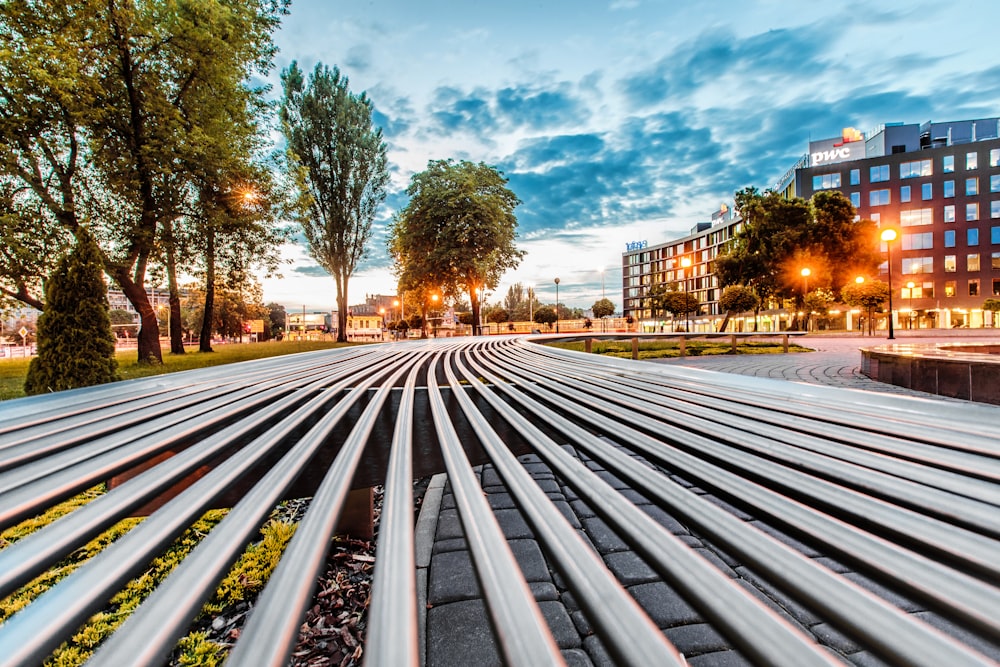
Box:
[24,228,119,394]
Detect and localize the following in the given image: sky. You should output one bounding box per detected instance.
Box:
[260,0,1000,311]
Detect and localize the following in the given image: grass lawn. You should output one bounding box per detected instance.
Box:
[547,339,812,360]
[0,339,355,402]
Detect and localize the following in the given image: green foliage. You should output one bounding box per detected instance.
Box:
[841,280,890,310]
[24,228,118,395]
[982,298,1000,312]
[280,61,389,343]
[591,297,616,319]
[533,305,557,327]
[716,188,881,305]
[503,283,538,321]
[388,160,524,335]
[485,307,509,324]
[719,285,760,314]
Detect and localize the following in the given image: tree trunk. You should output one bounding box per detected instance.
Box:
[115,270,162,364]
[470,286,481,336]
[336,270,348,343]
[163,219,185,355]
[199,227,215,352]
[718,311,731,332]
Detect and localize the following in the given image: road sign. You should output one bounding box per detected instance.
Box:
[18,326,28,338]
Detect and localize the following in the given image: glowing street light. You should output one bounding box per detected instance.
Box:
[801,267,811,332]
[554,277,560,333]
[881,228,898,340]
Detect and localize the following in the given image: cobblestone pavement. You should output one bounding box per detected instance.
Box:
[418,330,1000,666]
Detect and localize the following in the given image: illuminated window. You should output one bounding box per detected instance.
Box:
[902,232,933,250]
[944,255,956,272]
[869,189,890,206]
[944,281,956,297]
[970,279,980,296]
[944,205,955,222]
[870,165,890,183]
[967,152,979,170]
[943,155,955,173]
[944,180,955,198]
[922,183,933,200]
[909,257,934,273]
[900,186,911,203]
[812,173,841,190]
[900,208,933,226]
[850,169,860,185]
[994,252,1000,270]
[968,254,981,272]
[994,278,1000,296]
[900,159,932,178]
[969,228,980,246]
[967,178,979,196]
[967,203,980,221]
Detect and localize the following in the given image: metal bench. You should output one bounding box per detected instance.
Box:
[0,336,999,666]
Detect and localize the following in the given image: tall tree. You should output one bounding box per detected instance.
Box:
[0,0,288,364]
[280,61,389,343]
[24,227,118,394]
[388,160,524,335]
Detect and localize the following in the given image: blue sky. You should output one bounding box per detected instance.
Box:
[261,0,1000,311]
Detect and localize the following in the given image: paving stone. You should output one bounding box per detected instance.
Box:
[663,622,732,657]
[735,565,823,627]
[561,647,595,667]
[812,555,853,574]
[809,622,862,655]
[845,650,894,666]
[701,495,755,522]
[532,479,563,495]
[582,634,615,667]
[432,537,468,554]
[481,468,504,488]
[486,492,517,510]
[842,572,924,613]
[692,546,739,579]
[615,488,652,505]
[539,600,582,649]
[492,508,535,539]
[434,508,464,541]
[686,649,754,666]
[752,520,823,557]
[627,581,702,628]
[548,499,582,529]
[637,503,690,534]
[522,462,556,478]
[603,550,659,585]
[913,611,1000,661]
[570,608,592,636]
[570,498,597,519]
[428,539,551,604]
[581,516,632,553]
[531,581,560,602]
[426,599,500,667]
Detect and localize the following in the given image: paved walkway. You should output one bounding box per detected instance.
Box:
[416,330,1000,666]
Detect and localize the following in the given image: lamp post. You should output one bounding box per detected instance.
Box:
[855,276,865,334]
[881,228,898,340]
[679,257,692,333]
[801,267,811,332]
[906,281,915,329]
[554,278,560,333]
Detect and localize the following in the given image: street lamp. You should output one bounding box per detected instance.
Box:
[680,257,692,333]
[906,281,915,329]
[881,228,898,340]
[554,278,560,333]
[801,267,811,332]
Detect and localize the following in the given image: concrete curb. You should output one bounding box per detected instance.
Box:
[414,473,447,666]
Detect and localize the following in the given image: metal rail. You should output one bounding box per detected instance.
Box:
[0,336,998,666]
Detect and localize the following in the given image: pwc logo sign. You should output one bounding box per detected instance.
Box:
[809,127,865,166]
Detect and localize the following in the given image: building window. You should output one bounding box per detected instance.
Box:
[992,148,1000,168]
[967,152,979,170]
[900,159,932,178]
[900,186,911,203]
[944,230,956,248]
[967,203,980,221]
[870,189,890,207]
[994,278,1000,296]
[944,255,956,272]
[944,205,955,223]
[902,232,933,250]
[850,192,860,208]
[970,279,980,297]
[944,180,955,198]
[870,164,890,183]
[909,257,933,273]
[812,173,841,190]
[922,281,935,298]
[968,254,981,272]
[943,155,955,173]
[850,169,860,185]
[994,252,1000,270]
[991,175,1000,193]
[967,178,979,196]
[993,201,1000,219]
[945,281,956,297]
[993,226,1000,244]
[969,228,980,246]
[900,208,933,226]
[922,183,933,200]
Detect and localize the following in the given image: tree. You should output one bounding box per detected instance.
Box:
[803,289,835,331]
[715,188,881,329]
[533,305,557,329]
[267,302,287,339]
[592,298,615,319]
[388,160,524,336]
[24,228,117,394]
[504,282,537,321]
[280,61,389,343]
[842,280,890,336]
[718,286,760,332]
[485,307,509,333]
[661,291,700,329]
[0,0,289,364]
[109,309,139,338]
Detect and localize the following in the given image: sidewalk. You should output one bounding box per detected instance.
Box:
[415,330,1000,665]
